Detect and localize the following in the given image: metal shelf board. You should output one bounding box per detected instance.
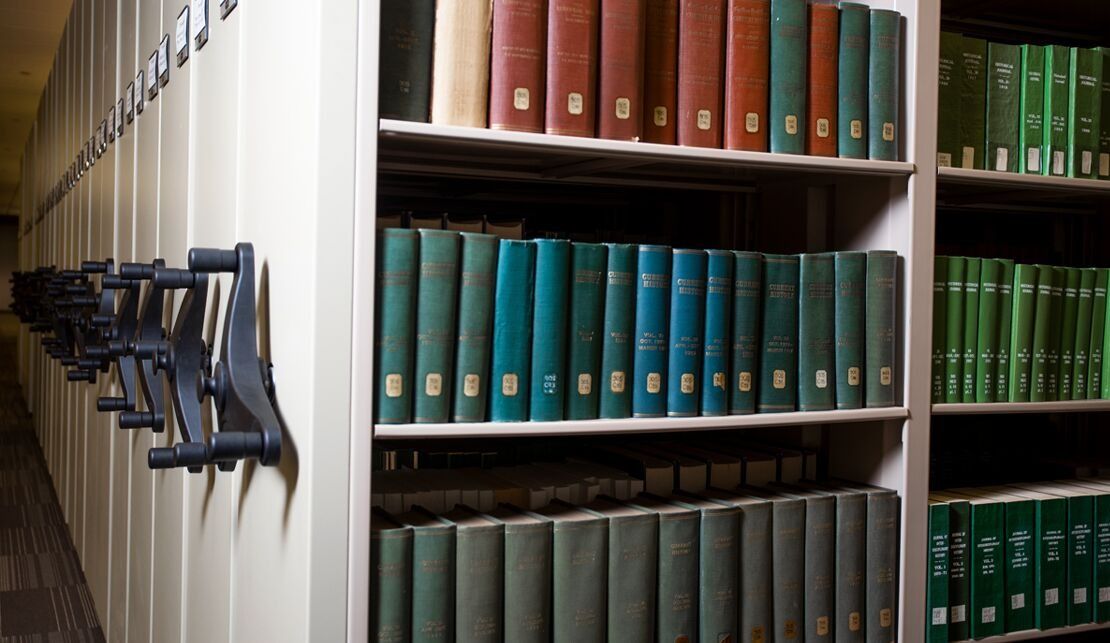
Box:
[938,166,1110,196]
[952,622,1110,642]
[932,400,1110,415]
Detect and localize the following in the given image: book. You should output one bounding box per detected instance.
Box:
[961,257,981,403]
[805,3,838,156]
[995,259,1015,401]
[768,0,807,154]
[723,0,770,151]
[799,253,835,411]
[599,243,636,418]
[865,250,897,407]
[1092,269,1109,398]
[396,508,456,642]
[1073,268,1097,399]
[850,483,900,643]
[430,0,492,127]
[967,495,1005,638]
[1102,48,1110,178]
[958,36,988,169]
[566,243,608,420]
[443,506,504,643]
[370,509,412,643]
[375,229,419,424]
[1001,486,1068,630]
[768,491,806,642]
[530,239,571,420]
[940,497,972,641]
[490,506,552,643]
[834,251,866,409]
[758,254,799,412]
[545,0,600,137]
[633,245,672,417]
[536,503,608,641]
[937,32,961,167]
[986,42,1021,172]
[379,0,434,122]
[786,486,835,643]
[927,500,950,643]
[730,251,762,414]
[1054,479,1110,623]
[932,256,947,403]
[838,3,869,159]
[489,0,546,132]
[625,494,699,642]
[975,489,1037,632]
[701,250,733,416]
[642,0,679,144]
[1030,265,1054,402]
[974,259,1002,403]
[676,493,742,643]
[1068,47,1103,178]
[598,0,647,141]
[1020,44,1046,173]
[808,484,867,643]
[453,232,498,422]
[1044,45,1071,176]
[1047,267,1066,400]
[582,498,658,643]
[490,240,536,422]
[668,249,708,416]
[944,256,967,403]
[1008,264,1038,402]
[414,230,461,422]
[867,9,900,161]
[676,0,726,147]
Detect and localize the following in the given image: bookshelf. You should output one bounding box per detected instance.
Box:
[953,622,1110,643]
[932,400,1110,415]
[937,167,1110,196]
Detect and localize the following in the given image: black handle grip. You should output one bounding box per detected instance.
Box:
[119,411,154,429]
[90,314,114,328]
[98,397,129,412]
[65,285,87,295]
[152,268,197,289]
[85,345,109,358]
[78,358,103,369]
[60,356,78,366]
[67,370,92,382]
[189,248,238,272]
[207,432,265,462]
[101,275,126,289]
[71,295,97,307]
[119,263,155,280]
[81,261,108,273]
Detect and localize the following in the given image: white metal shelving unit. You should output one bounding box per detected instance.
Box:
[933,400,1110,415]
[954,622,1110,642]
[938,166,1110,196]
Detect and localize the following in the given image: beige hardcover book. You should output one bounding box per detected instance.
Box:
[657,442,743,490]
[406,212,445,229]
[445,214,485,232]
[484,217,525,239]
[431,0,493,127]
[631,444,709,494]
[586,445,675,496]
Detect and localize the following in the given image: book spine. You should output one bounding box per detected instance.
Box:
[455,525,505,643]
[835,493,867,643]
[927,504,951,643]
[835,251,866,409]
[667,250,708,416]
[805,3,838,156]
[699,508,741,643]
[838,3,869,159]
[768,0,807,154]
[1102,47,1110,179]
[1068,47,1103,178]
[552,519,608,642]
[411,526,456,642]
[599,243,636,418]
[937,32,961,166]
[379,0,435,122]
[1073,268,1097,399]
[974,259,1002,403]
[633,245,672,417]
[375,229,419,424]
[961,258,981,403]
[740,502,774,643]
[865,250,897,407]
[995,259,1015,400]
[865,493,900,643]
[1047,267,1066,400]
[1003,501,1035,633]
[490,0,547,132]
[944,257,967,402]
[701,250,733,415]
[947,500,971,642]
[490,240,537,422]
[371,527,413,643]
[730,251,763,414]
[1044,45,1071,176]
[657,512,700,643]
[676,0,726,147]
[1092,269,1109,397]
[642,0,679,144]
[773,500,805,642]
[723,0,770,151]
[606,515,658,643]
[867,9,900,161]
[758,254,799,412]
[503,523,552,643]
[799,253,836,410]
[431,0,493,127]
[959,37,988,169]
[1008,264,1038,402]
[1059,267,1083,399]
[414,230,461,423]
[545,0,600,137]
[969,502,1004,639]
[598,0,646,141]
[1030,266,1054,402]
[1033,498,1068,630]
[452,233,498,422]
[1093,494,1110,622]
[804,497,835,643]
[566,243,608,420]
[986,43,1021,172]
[1067,496,1095,625]
[932,256,948,403]
[1020,44,1046,173]
[530,239,571,420]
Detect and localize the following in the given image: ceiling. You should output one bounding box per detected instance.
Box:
[0,1,72,218]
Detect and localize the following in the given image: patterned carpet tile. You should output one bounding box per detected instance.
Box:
[0,585,101,637]
[0,552,83,591]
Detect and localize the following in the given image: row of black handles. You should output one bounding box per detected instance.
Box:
[9,242,281,473]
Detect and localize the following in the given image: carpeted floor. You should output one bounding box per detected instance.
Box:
[0,312,104,642]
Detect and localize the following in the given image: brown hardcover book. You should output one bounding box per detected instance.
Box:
[723,0,770,151]
[598,0,647,140]
[805,2,838,156]
[490,0,548,132]
[642,0,679,144]
[676,0,726,147]
[545,0,601,137]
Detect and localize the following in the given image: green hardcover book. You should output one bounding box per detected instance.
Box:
[802,483,866,643]
[1101,48,1110,179]
[1003,486,1068,630]
[799,253,836,411]
[566,243,608,420]
[858,485,900,643]
[397,508,456,642]
[1019,483,1095,625]
[1059,268,1083,399]
[945,257,967,402]
[932,256,948,403]
[1030,265,1054,401]
[968,496,1005,638]
[537,503,608,643]
[625,495,699,643]
[1091,269,1109,398]
[995,259,1015,400]
[770,485,836,643]
[865,250,897,407]
[675,494,741,643]
[1055,479,1110,623]
[379,0,434,122]
[937,33,962,167]
[583,498,658,643]
[370,509,413,643]
[530,239,571,421]
[1044,45,1071,176]
[986,43,1021,172]
[1008,264,1038,402]
[1068,47,1103,179]
[444,506,504,643]
[926,500,950,643]
[973,490,1035,633]
[375,229,419,424]
[962,258,981,402]
[453,232,498,422]
[942,497,972,641]
[599,244,636,419]
[975,259,1002,402]
[730,251,762,414]
[491,506,552,643]
[414,230,461,423]
[1020,44,1047,173]
[838,2,869,160]
[490,240,536,422]
[1073,268,1097,399]
[766,491,807,642]
[867,9,900,161]
[835,251,866,409]
[959,36,988,169]
[1047,267,1067,400]
[758,254,799,412]
[769,0,808,154]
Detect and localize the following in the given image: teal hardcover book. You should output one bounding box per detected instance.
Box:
[758,254,800,412]
[491,506,552,643]
[730,251,762,414]
[452,232,498,422]
[414,230,461,422]
[633,245,672,417]
[799,253,836,411]
[444,507,505,643]
[397,508,456,643]
[530,239,571,421]
[668,249,708,417]
[701,250,733,416]
[370,509,412,643]
[838,2,869,159]
[489,240,536,422]
[769,0,807,154]
[866,250,897,407]
[867,9,900,160]
[566,243,608,420]
[599,243,636,419]
[375,229,419,424]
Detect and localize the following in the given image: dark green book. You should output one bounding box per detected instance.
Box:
[932,256,948,403]
[968,496,1005,638]
[370,509,412,643]
[537,502,608,642]
[1073,268,1097,399]
[803,483,866,643]
[770,485,836,643]
[396,508,456,642]
[758,254,799,412]
[838,2,869,159]
[443,506,504,643]
[851,483,900,643]
[962,257,981,402]
[945,257,967,402]
[970,490,1035,633]
[937,33,962,167]
[1030,265,1054,402]
[927,500,951,643]
[1056,479,1110,623]
[867,9,900,160]
[625,495,699,643]
[1059,268,1082,399]
[379,0,434,122]
[583,498,658,643]
[490,506,552,643]
[799,253,836,411]
[835,251,866,409]
[1068,47,1103,179]
[414,230,461,423]
[865,250,897,407]
[375,229,419,424]
[770,0,808,154]
[1044,45,1071,176]
[599,244,636,419]
[1101,48,1110,179]
[986,43,1021,172]
[452,232,498,422]
[1019,483,1095,626]
[1008,264,1038,402]
[1091,269,1109,398]
[675,494,741,643]
[1003,486,1068,630]
[702,250,733,416]
[566,243,607,420]
[1020,44,1046,174]
[530,239,570,421]
[1047,267,1066,400]
[995,259,1016,400]
[975,259,1002,402]
[730,251,762,414]
[941,497,972,641]
[490,240,536,422]
[766,491,806,642]
[959,37,988,169]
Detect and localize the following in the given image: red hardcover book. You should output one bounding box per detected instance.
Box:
[642,0,678,144]
[676,0,726,148]
[545,0,600,137]
[598,0,647,140]
[490,0,548,132]
[723,0,769,151]
[805,2,838,156]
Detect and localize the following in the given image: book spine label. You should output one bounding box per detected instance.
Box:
[1003,501,1035,633]
[1047,267,1066,400]
[1030,266,1053,402]
[642,0,679,144]
[598,0,646,141]
[503,524,552,643]
[1092,269,1109,397]
[947,500,971,642]
[566,243,608,419]
[835,252,866,409]
[835,493,867,643]
[431,0,492,127]
[758,254,799,412]
[1093,495,1110,622]
[986,43,1021,172]
[701,250,734,415]
[1101,48,1110,178]
[1034,498,1068,630]
[677,0,726,147]
[411,527,456,642]
[970,503,1004,639]
[927,504,951,643]
[944,257,967,402]
[490,240,537,422]
[607,516,658,643]
[866,493,899,643]
[599,244,636,418]
[1020,44,1046,173]
[452,233,498,422]
[995,260,1015,400]
[552,519,607,641]
[667,250,708,416]
[804,497,835,643]
[805,4,838,156]
[838,3,869,159]
[961,258,981,402]
[974,259,1002,403]
[1067,496,1095,625]
[379,0,435,122]
[545,0,600,137]
[773,500,805,643]
[414,230,461,423]
[456,526,505,643]
[700,508,741,642]
[740,502,774,643]
[1044,45,1071,176]
[1068,47,1103,178]
[865,250,897,407]
[490,0,547,132]
[376,229,419,424]
[959,37,987,169]
[932,256,948,403]
[730,251,762,414]
[867,9,899,161]
[768,0,807,154]
[1059,268,1082,399]
[1008,264,1038,401]
[530,239,571,420]
[1073,268,1097,399]
[724,0,770,151]
[633,245,672,417]
[658,513,700,642]
[371,528,413,643]
[799,253,836,410]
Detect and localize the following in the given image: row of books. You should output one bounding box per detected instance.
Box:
[938,34,1110,179]
[379,0,903,159]
[375,229,900,424]
[927,479,1110,642]
[930,257,1110,404]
